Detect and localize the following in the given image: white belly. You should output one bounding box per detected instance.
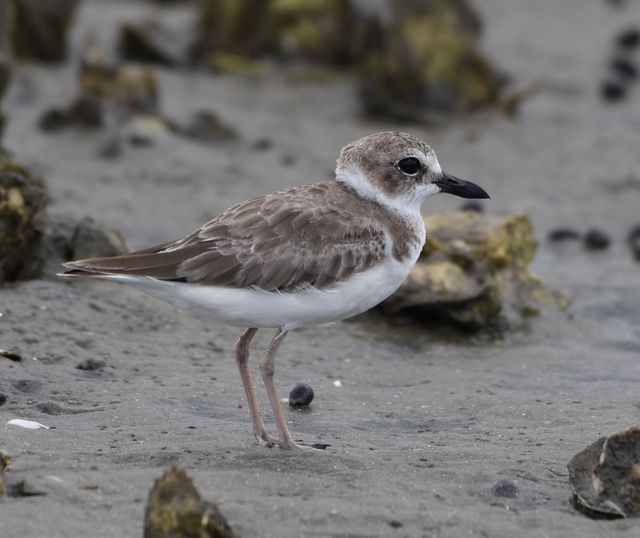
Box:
[97,254,416,330]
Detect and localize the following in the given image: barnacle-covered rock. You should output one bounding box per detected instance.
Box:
[144,467,237,538]
[192,0,504,120]
[381,211,570,328]
[192,0,354,65]
[0,450,11,498]
[358,0,501,121]
[568,426,640,518]
[10,0,79,63]
[39,38,160,133]
[0,156,47,282]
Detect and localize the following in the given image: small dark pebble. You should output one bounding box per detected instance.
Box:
[251,137,273,151]
[387,520,403,529]
[627,225,640,260]
[310,443,330,450]
[617,27,640,50]
[492,479,519,498]
[0,394,6,407]
[548,228,581,242]
[610,57,638,80]
[584,229,611,250]
[600,79,627,102]
[281,154,297,167]
[289,383,314,407]
[76,358,106,371]
[460,200,484,213]
[0,350,22,362]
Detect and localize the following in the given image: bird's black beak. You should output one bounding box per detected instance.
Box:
[434,173,490,199]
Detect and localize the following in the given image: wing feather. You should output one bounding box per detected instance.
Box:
[63,183,389,291]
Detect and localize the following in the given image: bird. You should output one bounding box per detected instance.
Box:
[60,131,489,450]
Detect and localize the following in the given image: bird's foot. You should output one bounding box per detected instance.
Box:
[253,429,279,448]
[278,439,330,451]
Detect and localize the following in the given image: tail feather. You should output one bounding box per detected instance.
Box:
[59,242,206,280]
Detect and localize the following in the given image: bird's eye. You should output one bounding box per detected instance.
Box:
[397,157,421,175]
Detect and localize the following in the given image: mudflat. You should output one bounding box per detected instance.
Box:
[1,1,640,536]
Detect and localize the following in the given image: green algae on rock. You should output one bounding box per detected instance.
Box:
[144,467,237,538]
[568,426,640,519]
[0,156,47,282]
[381,211,570,329]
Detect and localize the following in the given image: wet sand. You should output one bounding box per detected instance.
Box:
[2,0,640,536]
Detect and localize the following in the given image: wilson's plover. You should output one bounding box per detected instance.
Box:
[61,131,489,450]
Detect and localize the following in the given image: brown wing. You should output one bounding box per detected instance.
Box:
[63,183,389,291]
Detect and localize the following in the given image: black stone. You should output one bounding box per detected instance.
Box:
[0,349,22,362]
[547,228,581,242]
[289,383,314,407]
[610,57,638,81]
[584,229,611,251]
[600,79,627,102]
[627,225,640,260]
[617,27,640,50]
[491,479,519,498]
[0,394,6,406]
[387,520,403,529]
[76,358,107,371]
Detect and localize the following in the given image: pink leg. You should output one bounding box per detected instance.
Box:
[258,328,308,450]
[234,328,277,446]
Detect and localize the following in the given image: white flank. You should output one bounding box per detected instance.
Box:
[88,247,421,331]
[7,419,50,430]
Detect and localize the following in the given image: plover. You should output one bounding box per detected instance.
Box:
[61,131,489,450]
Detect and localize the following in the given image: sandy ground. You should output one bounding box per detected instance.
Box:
[2,0,640,536]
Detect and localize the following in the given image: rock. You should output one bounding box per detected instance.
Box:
[124,115,171,147]
[0,349,22,362]
[600,78,627,102]
[610,57,638,81]
[11,0,79,63]
[191,0,504,121]
[627,225,640,261]
[38,95,104,132]
[617,27,640,50]
[119,20,189,66]
[381,212,571,329]
[0,156,47,282]
[491,479,519,498]
[547,228,581,242]
[144,467,237,538]
[357,0,502,121]
[192,0,353,66]
[171,110,236,144]
[583,228,610,251]
[76,358,106,371]
[568,426,640,518]
[70,217,127,261]
[0,394,6,407]
[289,383,314,407]
[0,450,12,498]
